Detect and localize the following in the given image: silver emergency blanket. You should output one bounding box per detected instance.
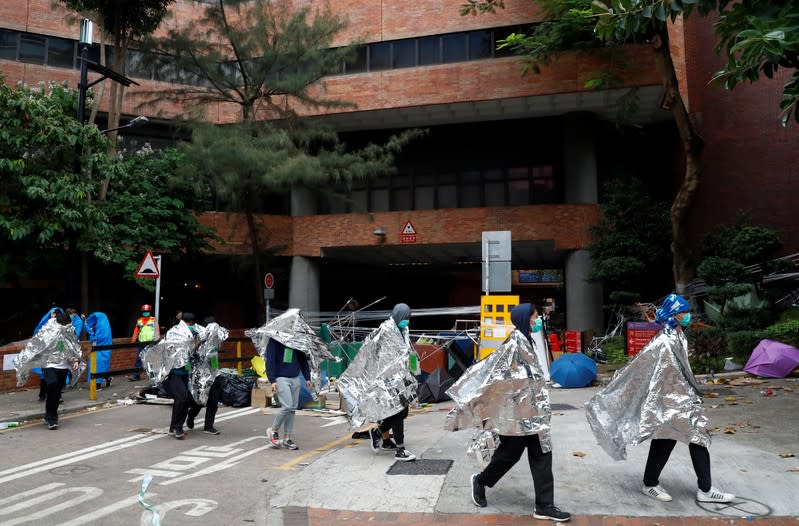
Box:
[337,318,418,429]
[188,322,229,405]
[445,330,552,453]
[245,308,336,387]
[140,321,197,385]
[14,318,86,387]
[584,328,710,461]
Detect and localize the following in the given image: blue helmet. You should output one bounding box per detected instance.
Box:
[655,293,690,329]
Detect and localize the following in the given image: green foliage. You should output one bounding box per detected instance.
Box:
[58,0,175,43]
[140,0,355,120]
[725,329,770,360]
[601,335,627,364]
[588,178,671,305]
[764,319,799,347]
[686,324,728,373]
[696,214,784,330]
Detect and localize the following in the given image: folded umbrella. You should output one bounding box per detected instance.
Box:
[550,353,597,388]
[744,339,799,378]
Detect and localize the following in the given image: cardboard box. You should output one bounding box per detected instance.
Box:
[302,394,326,410]
[255,378,273,395]
[250,388,272,408]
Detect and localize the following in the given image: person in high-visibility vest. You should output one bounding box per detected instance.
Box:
[128,304,160,381]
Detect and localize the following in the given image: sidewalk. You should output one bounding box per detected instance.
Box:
[0,379,142,425]
[267,378,799,525]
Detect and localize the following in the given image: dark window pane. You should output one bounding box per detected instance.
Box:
[83,43,101,64]
[461,184,481,208]
[415,186,434,210]
[532,165,556,203]
[344,46,367,73]
[0,30,17,61]
[392,40,415,69]
[508,167,529,179]
[469,31,493,59]
[392,189,411,211]
[418,36,440,66]
[484,168,503,180]
[369,42,390,71]
[352,190,368,213]
[438,172,457,184]
[127,50,152,79]
[372,188,389,212]
[508,180,529,205]
[19,34,45,65]
[461,170,481,184]
[484,182,505,206]
[437,185,457,209]
[442,33,468,63]
[47,37,74,68]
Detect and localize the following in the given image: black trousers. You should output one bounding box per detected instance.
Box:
[378,406,409,445]
[43,368,69,425]
[187,376,224,429]
[643,438,712,492]
[164,372,191,432]
[477,434,554,508]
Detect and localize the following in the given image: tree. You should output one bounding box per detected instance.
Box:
[145,0,423,320]
[461,0,799,295]
[58,1,175,143]
[0,80,214,300]
[588,178,671,306]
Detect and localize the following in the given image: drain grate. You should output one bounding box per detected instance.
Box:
[551,403,578,410]
[387,458,453,475]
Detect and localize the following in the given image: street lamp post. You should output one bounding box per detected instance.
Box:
[77,19,92,124]
[101,116,149,135]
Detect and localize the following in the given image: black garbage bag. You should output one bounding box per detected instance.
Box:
[417,367,454,403]
[220,373,255,407]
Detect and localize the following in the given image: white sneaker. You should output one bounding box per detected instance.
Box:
[697,487,734,503]
[642,484,672,502]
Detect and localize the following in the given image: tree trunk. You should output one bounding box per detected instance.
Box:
[245,203,266,324]
[651,28,704,296]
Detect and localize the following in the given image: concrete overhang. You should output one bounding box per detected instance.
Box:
[310,85,670,132]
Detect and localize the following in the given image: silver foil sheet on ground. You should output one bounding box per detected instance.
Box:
[14,318,86,387]
[140,321,197,385]
[337,318,418,429]
[189,322,229,405]
[445,330,552,452]
[245,308,336,388]
[584,328,710,461]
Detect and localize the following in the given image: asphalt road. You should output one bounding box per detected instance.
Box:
[0,402,349,526]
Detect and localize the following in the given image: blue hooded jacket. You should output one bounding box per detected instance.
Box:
[510,303,533,344]
[85,312,113,345]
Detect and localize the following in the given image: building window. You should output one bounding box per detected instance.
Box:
[508,167,530,205]
[369,42,390,72]
[532,165,555,203]
[460,171,482,208]
[392,40,416,69]
[370,176,390,211]
[437,172,458,209]
[418,36,440,66]
[483,168,505,206]
[391,175,412,211]
[414,171,435,210]
[19,34,46,65]
[344,46,367,74]
[469,31,493,60]
[442,33,468,64]
[47,37,75,68]
[0,30,17,61]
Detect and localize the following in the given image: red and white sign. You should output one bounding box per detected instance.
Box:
[400,220,417,244]
[135,251,159,278]
[264,273,275,289]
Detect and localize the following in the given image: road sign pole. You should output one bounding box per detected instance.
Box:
[154,255,161,329]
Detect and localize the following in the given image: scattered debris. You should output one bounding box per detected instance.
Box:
[789,467,799,472]
[779,451,795,458]
[573,451,586,458]
[760,388,775,397]
[724,395,737,402]
[724,427,737,434]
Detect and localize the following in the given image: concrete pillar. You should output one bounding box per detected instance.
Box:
[562,112,602,332]
[562,112,598,204]
[289,256,320,314]
[565,250,603,332]
[288,187,320,313]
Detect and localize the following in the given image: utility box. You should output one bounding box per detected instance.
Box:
[481,231,512,293]
[478,295,520,360]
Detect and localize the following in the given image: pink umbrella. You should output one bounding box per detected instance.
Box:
[744,339,799,378]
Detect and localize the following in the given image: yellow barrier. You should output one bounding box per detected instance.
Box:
[89,350,97,401]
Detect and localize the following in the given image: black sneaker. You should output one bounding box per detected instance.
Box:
[186,414,195,429]
[47,423,59,430]
[533,505,571,522]
[203,427,220,435]
[394,447,416,461]
[282,439,299,450]
[174,428,186,440]
[369,427,382,452]
[127,375,141,382]
[471,473,487,507]
[380,438,398,451]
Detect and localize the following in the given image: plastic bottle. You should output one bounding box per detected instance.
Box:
[0,422,20,429]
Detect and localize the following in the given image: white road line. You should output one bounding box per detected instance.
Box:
[57,494,150,526]
[0,433,149,478]
[214,407,261,422]
[0,485,103,526]
[0,434,163,485]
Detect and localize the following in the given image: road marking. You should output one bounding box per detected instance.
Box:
[57,494,149,526]
[0,484,102,526]
[276,433,359,471]
[215,407,260,422]
[320,416,348,427]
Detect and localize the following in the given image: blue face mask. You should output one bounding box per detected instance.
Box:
[678,313,692,328]
[532,317,543,333]
[398,320,409,329]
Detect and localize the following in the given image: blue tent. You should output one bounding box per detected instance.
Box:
[85,312,113,385]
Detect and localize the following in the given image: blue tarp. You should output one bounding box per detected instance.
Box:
[85,312,113,385]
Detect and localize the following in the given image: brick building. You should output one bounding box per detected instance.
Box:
[1,1,796,339]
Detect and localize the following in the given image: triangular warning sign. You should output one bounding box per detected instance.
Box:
[135,251,160,278]
[401,220,416,235]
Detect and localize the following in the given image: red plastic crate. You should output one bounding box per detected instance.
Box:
[564,330,581,353]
